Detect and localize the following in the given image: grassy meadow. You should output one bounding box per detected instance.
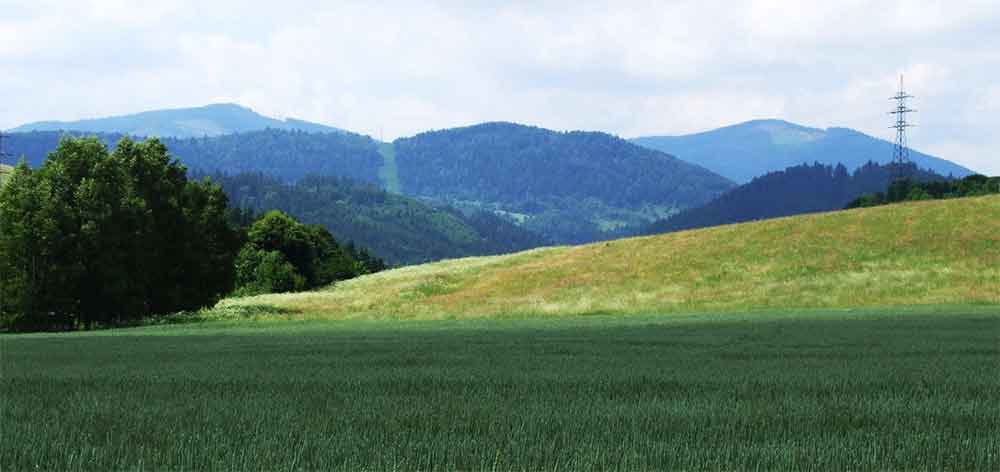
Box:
[221,195,1000,321]
[3,307,998,470]
[0,163,12,184]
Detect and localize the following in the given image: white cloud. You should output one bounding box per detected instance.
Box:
[0,0,997,174]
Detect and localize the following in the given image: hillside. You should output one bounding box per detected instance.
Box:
[644,161,946,234]
[224,195,1000,318]
[0,163,11,184]
[393,122,734,243]
[4,129,384,184]
[9,103,343,138]
[211,173,549,266]
[632,120,974,183]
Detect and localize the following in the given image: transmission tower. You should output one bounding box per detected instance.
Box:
[889,75,916,179]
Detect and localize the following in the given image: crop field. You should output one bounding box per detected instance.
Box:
[3,306,998,470]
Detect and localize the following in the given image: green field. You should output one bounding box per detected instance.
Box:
[3,307,998,470]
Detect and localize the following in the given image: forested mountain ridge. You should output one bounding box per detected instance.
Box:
[4,129,383,184]
[632,120,974,183]
[6,122,736,245]
[208,172,549,266]
[393,122,735,243]
[9,103,343,138]
[643,162,947,235]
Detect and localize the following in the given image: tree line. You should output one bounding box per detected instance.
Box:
[847,174,1000,208]
[0,137,383,331]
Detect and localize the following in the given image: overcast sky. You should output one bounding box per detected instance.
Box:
[1,0,997,173]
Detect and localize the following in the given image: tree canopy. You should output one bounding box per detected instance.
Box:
[848,174,1000,208]
[234,210,385,296]
[0,136,241,330]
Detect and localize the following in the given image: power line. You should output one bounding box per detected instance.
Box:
[889,74,916,179]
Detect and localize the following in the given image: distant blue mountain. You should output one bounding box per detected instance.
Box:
[8,103,343,138]
[631,120,975,183]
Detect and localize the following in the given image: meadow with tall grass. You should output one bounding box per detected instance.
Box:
[222,195,1000,321]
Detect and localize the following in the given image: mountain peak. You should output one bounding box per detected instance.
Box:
[631,120,974,183]
[9,104,343,138]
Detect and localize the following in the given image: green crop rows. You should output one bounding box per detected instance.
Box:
[3,307,998,470]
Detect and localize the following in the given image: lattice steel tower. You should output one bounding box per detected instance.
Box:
[889,75,916,178]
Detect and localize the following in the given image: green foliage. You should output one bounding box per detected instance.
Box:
[847,174,1000,208]
[235,247,306,295]
[234,210,380,296]
[0,136,241,331]
[3,308,998,470]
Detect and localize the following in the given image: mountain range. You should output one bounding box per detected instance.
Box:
[8,103,343,138]
[631,119,974,183]
[390,122,733,243]
[3,105,981,262]
[3,123,735,245]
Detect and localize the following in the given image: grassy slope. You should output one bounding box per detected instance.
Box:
[376,142,401,194]
[0,164,11,184]
[224,195,1000,320]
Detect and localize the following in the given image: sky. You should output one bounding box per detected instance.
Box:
[1,0,998,174]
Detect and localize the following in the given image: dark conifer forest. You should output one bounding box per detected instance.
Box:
[848,174,1000,208]
[393,122,735,243]
[643,162,947,235]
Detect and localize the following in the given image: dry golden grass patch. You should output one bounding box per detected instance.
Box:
[221,195,1000,320]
